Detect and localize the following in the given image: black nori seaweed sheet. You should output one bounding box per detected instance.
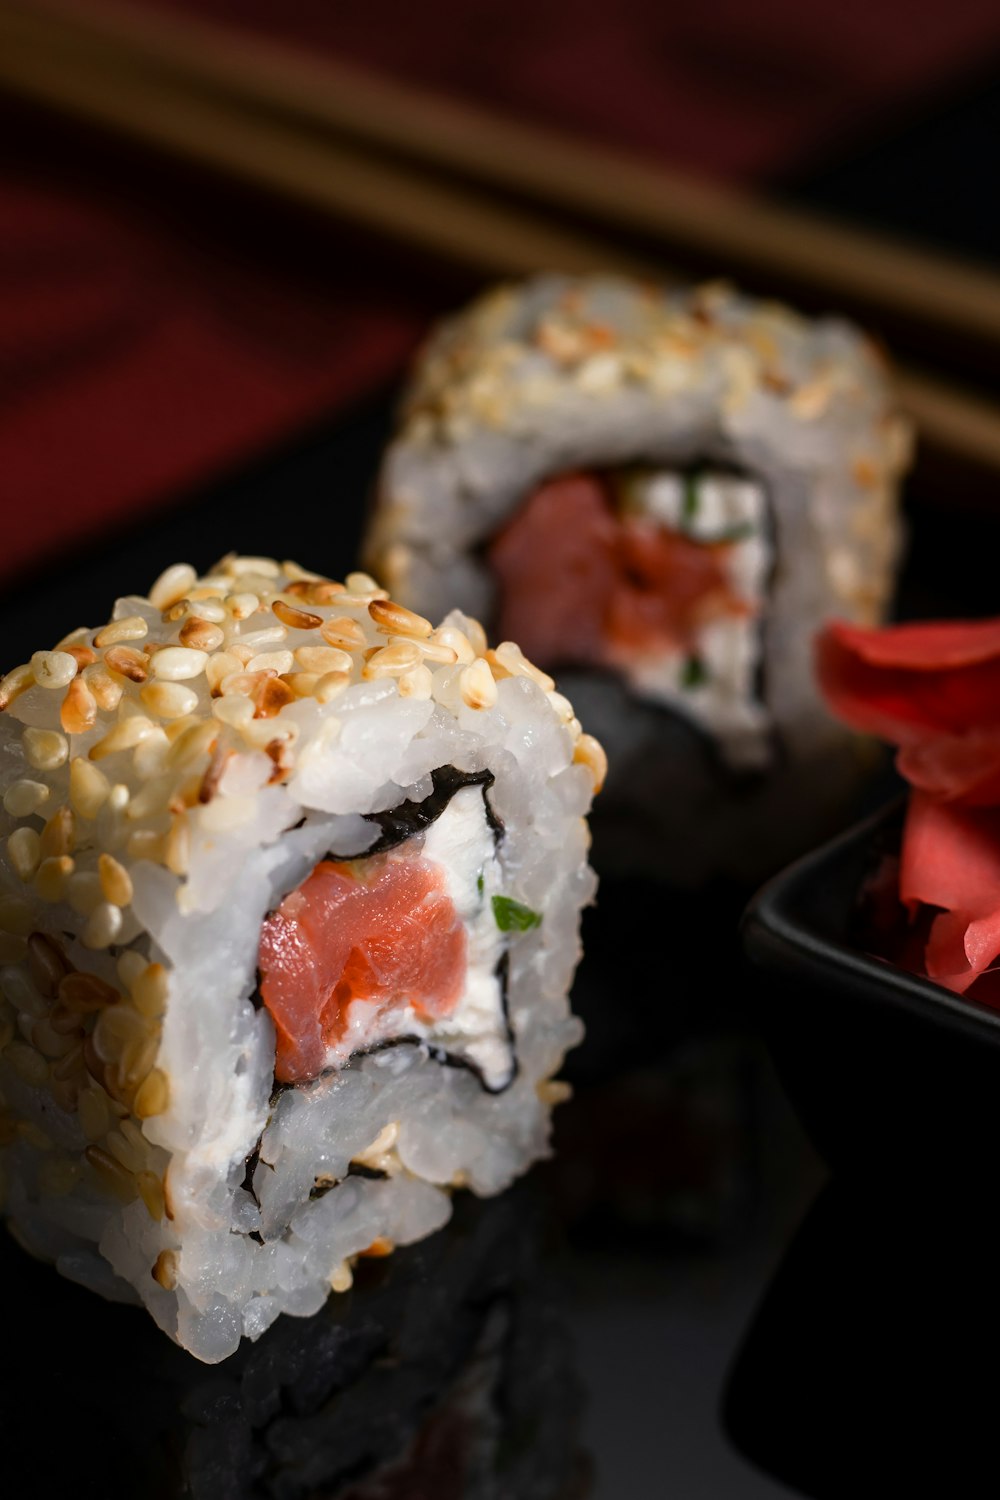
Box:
[332,765,503,861]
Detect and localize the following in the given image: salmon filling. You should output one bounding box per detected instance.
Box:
[488,471,750,669]
[259,853,467,1085]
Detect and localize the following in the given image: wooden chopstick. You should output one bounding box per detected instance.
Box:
[0,7,658,279]
[1,0,1000,481]
[10,0,1000,366]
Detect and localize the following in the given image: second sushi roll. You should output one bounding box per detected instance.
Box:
[366,275,911,882]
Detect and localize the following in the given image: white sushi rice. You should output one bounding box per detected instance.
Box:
[366,275,911,880]
[0,558,601,1361]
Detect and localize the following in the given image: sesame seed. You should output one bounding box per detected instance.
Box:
[31,650,78,690]
[573,732,608,792]
[58,970,119,1012]
[272,599,322,631]
[8,827,41,881]
[226,592,259,620]
[140,681,199,720]
[398,664,433,700]
[131,963,167,1018]
[284,672,320,698]
[0,663,33,711]
[164,814,189,875]
[294,645,352,675]
[148,562,197,610]
[152,1249,178,1290]
[83,665,123,711]
[227,555,281,578]
[429,626,476,664]
[313,671,350,704]
[459,658,498,710]
[247,649,294,676]
[212,694,254,728]
[69,757,110,819]
[33,855,74,903]
[401,636,458,665]
[363,641,422,679]
[60,675,98,734]
[22,727,68,771]
[116,950,147,990]
[320,616,367,650]
[254,677,295,718]
[369,598,433,639]
[3,779,50,818]
[237,625,287,650]
[82,902,124,950]
[63,644,97,671]
[94,616,148,648]
[330,1262,353,1293]
[66,870,104,916]
[205,650,243,695]
[150,646,208,681]
[89,717,156,760]
[84,1144,136,1199]
[39,805,75,860]
[137,1170,166,1221]
[490,641,555,692]
[185,597,227,624]
[178,617,224,652]
[464,617,488,656]
[98,853,133,907]
[103,645,150,683]
[25,931,70,996]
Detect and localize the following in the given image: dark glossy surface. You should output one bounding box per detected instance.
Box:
[743,801,1000,1179]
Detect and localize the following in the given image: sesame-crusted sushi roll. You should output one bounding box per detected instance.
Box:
[0,556,600,1362]
[366,274,911,882]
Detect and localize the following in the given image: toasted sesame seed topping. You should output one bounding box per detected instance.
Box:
[150,646,209,681]
[8,827,41,881]
[320,616,366,650]
[31,650,78,690]
[178,617,224,652]
[369,598,433,639]
[459,658,498,710]
[94,617,148,648]
[362,641,423,679]
[82,902,124,950]
[60,676,98,735]
[140,681,199,720]
[104,646,150,684]
[3,779,50,818]
[98,854,133,908]
[273,598,322,631]
[149,563,197,610]
[152,1248,178,1289]
[0,663,33,711]
[573,733,608,792]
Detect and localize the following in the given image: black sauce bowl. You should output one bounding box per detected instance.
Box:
[741,797,1000,1181]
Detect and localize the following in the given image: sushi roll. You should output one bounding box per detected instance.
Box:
[0,556,600,1362]
[366,275,911,882]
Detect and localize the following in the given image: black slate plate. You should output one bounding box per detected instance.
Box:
[741,797,1000,1179]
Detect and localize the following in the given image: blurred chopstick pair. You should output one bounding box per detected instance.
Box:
[1,0,999,480]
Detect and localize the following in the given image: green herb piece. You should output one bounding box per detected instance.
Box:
[711,522,754,544]
[492,895,542,933]
[476,871,485,897]
[682,471,702,523]
[681,655,707,689]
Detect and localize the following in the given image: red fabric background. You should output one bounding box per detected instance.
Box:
[2,0,1000,585]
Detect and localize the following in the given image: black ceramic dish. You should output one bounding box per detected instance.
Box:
[742,797,1000,1181]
